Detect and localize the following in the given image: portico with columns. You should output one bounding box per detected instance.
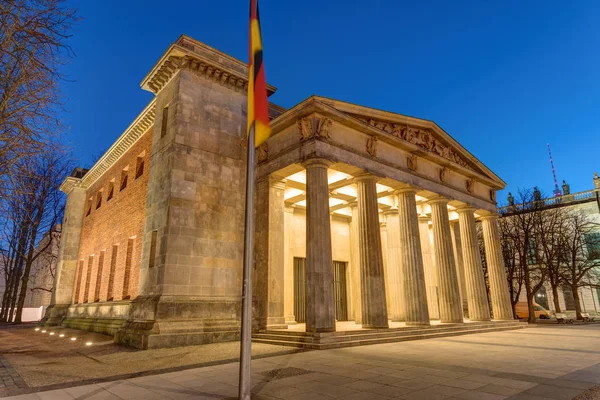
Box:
[253,96,514,337]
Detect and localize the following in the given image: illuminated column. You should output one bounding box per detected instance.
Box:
[349,203,362,323]
[283,206,295,324]
[419,215,440,320]
[457,207,491,321]
[429,197,463,323]
[383,208,405,321]
[481,215,514,320]
[397,188,430,326]
[303,159,336,332]
[356,174,388,328]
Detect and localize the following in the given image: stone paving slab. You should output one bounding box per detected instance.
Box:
[3,324,600,399]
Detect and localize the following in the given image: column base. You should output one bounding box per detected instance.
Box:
[115,295,241,349]
[362,323,389,329]
[405,321,430,327]
[493,317,515,321]
[42,304,70,326]
[441,318,464,324]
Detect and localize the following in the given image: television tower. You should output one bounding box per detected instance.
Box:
[547,144,562,197]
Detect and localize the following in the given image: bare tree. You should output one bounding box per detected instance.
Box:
[499,189,547,323]
[0,0,77,183]
[535,207,568,313]
[559,212,600,320]
[498,216,523,319]
[0,145,72,323]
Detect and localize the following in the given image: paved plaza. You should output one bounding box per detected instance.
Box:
[2,324,600,399]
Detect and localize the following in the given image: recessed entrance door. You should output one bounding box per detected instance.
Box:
[293,258,349,323]
[293,257,306,323]
[333,261,349,321]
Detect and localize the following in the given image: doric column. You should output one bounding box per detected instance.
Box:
[383,208,405,322]
[303,159,336,332]
[397,188,430,325]
[254,175,286,329]
[44,178,86,325]
[450,221,468,315]
[457,207,491,321]
[349,203,362,323]
[356,174,388,328]
[481,215,514,320]
[380,219,391,317]
[428,197,464,323]
[418,216,439,320]
[283,206,295,324]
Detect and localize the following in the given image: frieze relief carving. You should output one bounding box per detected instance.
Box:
[316,117,332,139]
[439,167,448,183]
[366,136,378,157]
[297,117,332,140]
[466,178,474,193]
[257,142,268,162]
[297,117,313,140]
[360,118,472,170]
[407,154,418,171]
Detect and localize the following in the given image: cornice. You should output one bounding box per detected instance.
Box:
[59,177,82,194]
[77,99,156,190]
[141,37,277,96]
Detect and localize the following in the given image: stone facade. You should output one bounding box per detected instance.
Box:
[46,35,514,348]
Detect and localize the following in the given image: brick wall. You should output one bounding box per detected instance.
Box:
[73,129,152,304]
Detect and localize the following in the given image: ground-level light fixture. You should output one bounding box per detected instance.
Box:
[71,337,76,341]
[49,332,55,336]
[41,330,46,333]
[59,334,65,338]
[85,342,92,346]
[34,328,40,331]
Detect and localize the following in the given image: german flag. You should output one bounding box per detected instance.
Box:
[248,0,270,148]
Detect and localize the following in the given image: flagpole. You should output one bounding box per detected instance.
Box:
[239,124,255,400]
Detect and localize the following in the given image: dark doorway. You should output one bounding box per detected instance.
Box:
[293,257,306,323]
[293,258,350,323]
[333,261,349,321]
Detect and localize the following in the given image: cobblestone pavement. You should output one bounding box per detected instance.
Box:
[0,356,26,395]
[3,324,600,399]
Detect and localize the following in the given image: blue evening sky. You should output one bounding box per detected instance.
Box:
[60,0,600,202]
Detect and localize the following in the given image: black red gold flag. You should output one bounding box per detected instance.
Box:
[248,0,270,147]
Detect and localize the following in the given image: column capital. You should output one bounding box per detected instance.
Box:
[394,186,417,196]
[301,158,332,169]
[455,205,475,214]
[269,174,287,190]
[479,213,500,221]
[284,206,295,214]
[354,173,379,183]
[418,214,431,222]
[427,196,450,206]
[382,208,399,216]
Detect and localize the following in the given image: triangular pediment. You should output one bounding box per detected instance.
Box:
[310,97,505,188]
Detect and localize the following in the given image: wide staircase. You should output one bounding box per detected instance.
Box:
[252,320,526,350]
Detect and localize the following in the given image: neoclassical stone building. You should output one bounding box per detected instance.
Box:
[45,35,516,349]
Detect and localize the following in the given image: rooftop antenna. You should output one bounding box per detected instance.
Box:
[547,143,562,197]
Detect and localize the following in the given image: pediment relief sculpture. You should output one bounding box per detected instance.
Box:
[360,118,472,170]
[490,189,496,202]
[316,117,332,139]
[297,117,313,140]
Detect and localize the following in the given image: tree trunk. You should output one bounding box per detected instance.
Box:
[572,285,583,320]
[14,259,34,324]
[526,292,537,323]
[551,283,561,313]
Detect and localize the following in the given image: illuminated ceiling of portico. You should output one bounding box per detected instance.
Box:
[281,163,479,221]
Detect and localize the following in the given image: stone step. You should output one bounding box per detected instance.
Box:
[255,321,524,342]
[258,320,521,337]
[252,323,526,350]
